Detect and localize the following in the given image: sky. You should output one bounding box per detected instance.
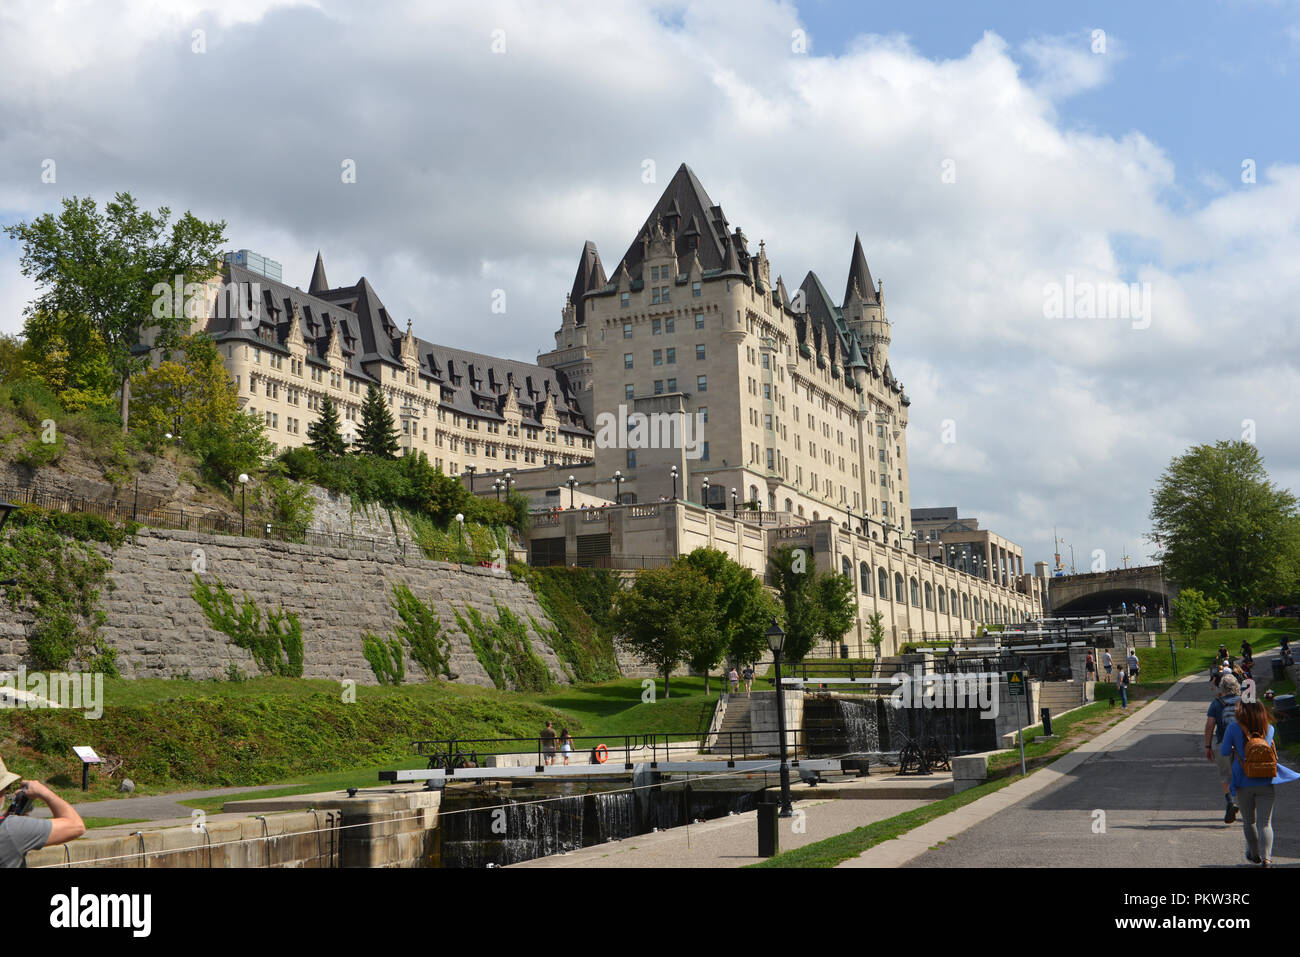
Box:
[0,0,1297,573]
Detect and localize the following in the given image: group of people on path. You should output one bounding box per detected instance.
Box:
[726,664,755,695]
[1085,647,1140,708]
[539,720,575,766]
[1204,666,1298,867]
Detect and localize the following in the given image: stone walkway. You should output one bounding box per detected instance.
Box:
[29,783,291,823]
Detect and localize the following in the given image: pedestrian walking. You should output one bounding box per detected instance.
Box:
[1221,700,1300,867]
[1117,668,1129,709]
[559,726,573,766]
[1103,650,1113,680]
[1205,674,1242,824]
[1241,639,1253,660]
[727,666,740,694]
[540,720,558,766]
[1085,653,1096,682]
[742,664,754,696]
[1127,649,1140,685]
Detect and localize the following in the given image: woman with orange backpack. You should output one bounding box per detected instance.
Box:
[1221,699,1300,867]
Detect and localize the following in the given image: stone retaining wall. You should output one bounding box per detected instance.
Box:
[1,528,572,687]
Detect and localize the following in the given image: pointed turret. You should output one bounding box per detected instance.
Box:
[568,241,606,326]
[843,234,876,309]
[309,251,329,295]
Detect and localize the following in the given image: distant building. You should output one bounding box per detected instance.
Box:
[912,506,1026,589]
[173,253,595,476]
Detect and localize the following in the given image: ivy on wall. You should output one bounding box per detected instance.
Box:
[190,575,305,677]
[455,602,550,692]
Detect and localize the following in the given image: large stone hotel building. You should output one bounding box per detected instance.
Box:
[182,164,1043,650]
[185,253,594,478]
[530,164,1046,647]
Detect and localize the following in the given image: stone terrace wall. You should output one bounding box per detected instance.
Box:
[1,528,571,686]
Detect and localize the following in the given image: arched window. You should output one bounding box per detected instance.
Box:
[813,511,819,521]
[910,577,920,607]
[749,484,759,503]
[962,594,970,619]
[924,582,934,610]
[938,587,947,613]
[860,562,871,595]
[841,555,852,579]
[894,573,905,603]
[983,599,990,621]
[797,505,804,517]
[950,589,958,614]
[769,491,776,511]
[784,498,793,513]
[878,567,889,596]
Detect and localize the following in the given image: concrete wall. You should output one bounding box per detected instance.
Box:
[27,789,440,869]
[0,528,570,687]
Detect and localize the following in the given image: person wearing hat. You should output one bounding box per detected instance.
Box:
[0,756,85,868]
[1205,674,1242,824]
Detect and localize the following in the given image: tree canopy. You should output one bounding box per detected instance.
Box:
[4,193,227,431]
[611,563,720,698]
[676,547,779,690]
[1149,440,1300,626]
[131,334,238,448]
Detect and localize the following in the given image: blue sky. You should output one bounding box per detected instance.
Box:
[794,0,1298,212]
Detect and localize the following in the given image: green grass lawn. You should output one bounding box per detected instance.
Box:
[1,673,726,804]
[83,817,149,829]
[1133,627,1287,685]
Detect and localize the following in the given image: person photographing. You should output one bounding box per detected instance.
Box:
[1,755,86,868]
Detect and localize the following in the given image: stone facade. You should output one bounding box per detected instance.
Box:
[0,528,571,687]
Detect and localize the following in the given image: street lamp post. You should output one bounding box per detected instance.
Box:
[238,474,249,536]
[765,618,793,818]
[670,465,678,501]
[464,466,476,493]
[567,474,577,508]
[731,488,738,518]
[493,479,502,501]
[613,470,623,505]
[455,513,465,562]
[702,477,710,508]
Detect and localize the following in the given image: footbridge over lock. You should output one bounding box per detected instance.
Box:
[1046,565,1177,617]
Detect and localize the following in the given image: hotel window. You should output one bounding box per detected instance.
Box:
[764,414,772,430]
[624,353,634,369]
[625,384,634,400]
[766,448,774,469]
[652,318,661,335]
[763,383,771,399]
[665,317,675,333]
[660,286,670,302]
[698,406,707,423]
[697,375,707,392]
[666,378,676,391]
[692,282,701,297]
[627,450,636,469]
[653,350,662,366]
[694,313,704,329]
[654,380,663,395]
[652,287,661,304]
[664,348,674,364]
[650,266,659,281]
[701,441,709,461]
[621,292,630,308]
[623,323,632,339]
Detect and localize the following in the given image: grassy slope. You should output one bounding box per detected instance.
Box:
[0,675,723,804]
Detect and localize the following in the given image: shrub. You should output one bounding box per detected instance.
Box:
[362,632,405,685]
[190,576,305,677]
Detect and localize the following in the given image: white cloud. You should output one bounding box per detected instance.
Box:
[0,1,1296,568]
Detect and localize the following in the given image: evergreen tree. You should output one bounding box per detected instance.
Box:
[307,394,346,456]
[357,383,399,458]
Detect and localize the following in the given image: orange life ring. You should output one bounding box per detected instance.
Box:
[594,744,609,764]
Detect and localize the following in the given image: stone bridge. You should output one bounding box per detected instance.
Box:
[1046,565,1177,616]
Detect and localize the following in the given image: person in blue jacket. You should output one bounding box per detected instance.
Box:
[1221,699,1300,867]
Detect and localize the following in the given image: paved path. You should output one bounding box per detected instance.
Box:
[843,660,1296,868]
[30,784,290,823]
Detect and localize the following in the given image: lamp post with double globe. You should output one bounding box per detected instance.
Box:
[702,476,710,508]
[613,470,623,505]
[765,617,793,817]
[669,465,678,501]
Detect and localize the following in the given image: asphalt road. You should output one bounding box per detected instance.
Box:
[905,668,1297,868]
